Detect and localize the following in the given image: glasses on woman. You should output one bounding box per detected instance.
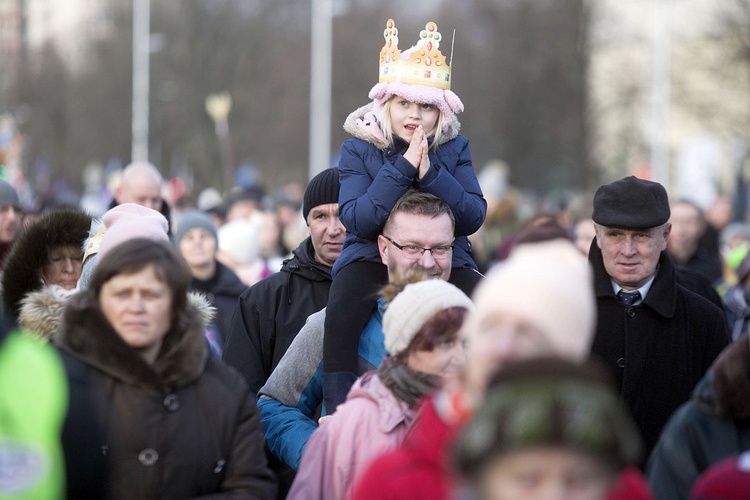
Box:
[382,235,453,260]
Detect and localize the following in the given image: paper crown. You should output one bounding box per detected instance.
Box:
[378,19,453,91]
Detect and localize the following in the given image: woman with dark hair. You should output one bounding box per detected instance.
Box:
[56,238,276,499]
[288,277,473,500]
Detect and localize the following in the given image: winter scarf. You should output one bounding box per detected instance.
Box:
[378,355,439,409]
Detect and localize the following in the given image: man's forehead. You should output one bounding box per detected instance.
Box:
[600,224,662,233]
[309,203,338,215]
[390,212,452,233]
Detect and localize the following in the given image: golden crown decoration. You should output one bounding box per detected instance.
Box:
[378,19,453,90]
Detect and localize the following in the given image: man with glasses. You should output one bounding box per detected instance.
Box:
[256,190,469,474]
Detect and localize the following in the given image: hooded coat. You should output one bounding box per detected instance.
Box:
[588,243,730,460]
[56,288,277,499]
[1,208,91,318]
[646,334,750,500]
[223,236,334,395]
[332,102,486,276]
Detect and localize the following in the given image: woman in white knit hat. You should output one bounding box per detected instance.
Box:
[288,276,473,500]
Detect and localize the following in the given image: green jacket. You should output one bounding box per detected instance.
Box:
[0,330,67,499]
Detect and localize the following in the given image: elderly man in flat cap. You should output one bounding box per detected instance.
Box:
[588,176,729,463]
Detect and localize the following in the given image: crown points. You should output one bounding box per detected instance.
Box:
[377,19,452,90]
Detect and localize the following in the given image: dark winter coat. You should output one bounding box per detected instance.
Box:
[646,335,750,500]
[588,243,730,460]
[57,289,277,499]
[672,246,723,284]
[2,208,91,318]
[223,236,333,395]
[333,103,486,276]
[188,260,246,343]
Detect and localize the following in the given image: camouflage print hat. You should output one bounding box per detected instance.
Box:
[453,357,643,477]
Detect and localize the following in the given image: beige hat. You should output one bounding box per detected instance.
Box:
[467,239,596,362]
[383,279,474,356]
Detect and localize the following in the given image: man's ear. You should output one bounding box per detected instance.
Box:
[661,222,673,250]
[378,234,389,265]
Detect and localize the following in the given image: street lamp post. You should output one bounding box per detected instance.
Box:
[205,92,234,191]
[132,0,150,162]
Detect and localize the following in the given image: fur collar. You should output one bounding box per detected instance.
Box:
[56,290,215,392]
[342,102,461,150]
[19,285,77,340]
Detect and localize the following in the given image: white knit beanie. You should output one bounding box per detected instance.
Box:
[467,239,596,362]
[383,279,474,357]
[217,218,260,265]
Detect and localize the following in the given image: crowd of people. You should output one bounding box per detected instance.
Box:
[3,16,750,500]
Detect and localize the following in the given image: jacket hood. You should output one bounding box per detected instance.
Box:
[283,237,333,281]
[343,102,460,150]
[2,208,92,317]
[347,371,416,434]
[20,286,215,344]
[56,290,214,392]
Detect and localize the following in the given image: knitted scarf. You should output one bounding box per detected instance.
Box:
[378,355,440,408]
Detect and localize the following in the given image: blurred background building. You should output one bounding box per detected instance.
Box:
[0,0,748,215]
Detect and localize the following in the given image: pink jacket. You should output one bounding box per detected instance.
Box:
[288,371,418,500]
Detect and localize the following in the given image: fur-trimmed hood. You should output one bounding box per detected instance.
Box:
[20,285,215,344]
[56,289,216,392]
[2,208,92,318]
[342,102,461,150]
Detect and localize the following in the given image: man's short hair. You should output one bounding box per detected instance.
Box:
[384,190,455,232]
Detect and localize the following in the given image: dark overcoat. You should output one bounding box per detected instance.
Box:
[588,242,730,459]
[57,290,277,499]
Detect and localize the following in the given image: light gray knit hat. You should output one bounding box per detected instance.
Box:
[383,279,474,356]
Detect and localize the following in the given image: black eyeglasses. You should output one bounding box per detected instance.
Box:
[382,235,453,260]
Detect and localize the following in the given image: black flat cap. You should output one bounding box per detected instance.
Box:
[592,176,670,229]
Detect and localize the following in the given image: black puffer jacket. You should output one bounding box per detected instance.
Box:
[223,236,332,395]
[57,289,277,499]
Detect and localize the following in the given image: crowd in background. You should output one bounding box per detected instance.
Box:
[5,11,750,499]
[1,160,750,499]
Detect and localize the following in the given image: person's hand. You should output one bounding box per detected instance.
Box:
[403,126,425,170]
[318,415,333,425]
[417,131,430,180]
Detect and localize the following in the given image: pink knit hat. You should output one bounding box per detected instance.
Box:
[369,81,464,132]
[97,203,170,259]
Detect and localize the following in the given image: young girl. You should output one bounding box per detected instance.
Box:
[322,19,486,412]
